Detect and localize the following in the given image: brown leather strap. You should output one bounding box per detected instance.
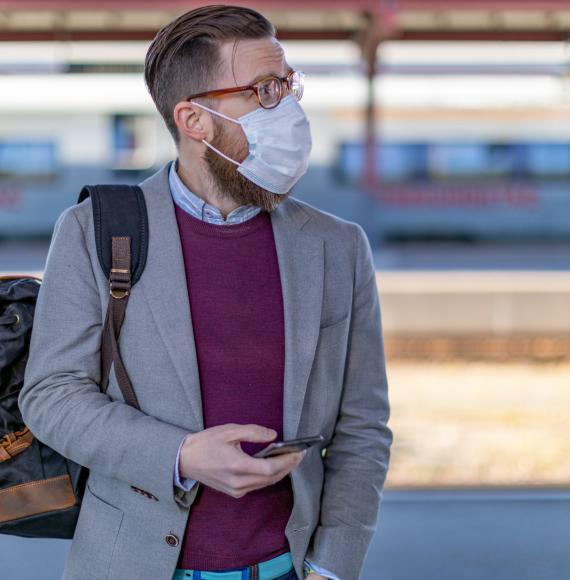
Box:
[0,426,34,462]
[100,236,140,409]
[0,474,76,522]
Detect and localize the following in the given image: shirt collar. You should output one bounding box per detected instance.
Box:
[168,158,262,225]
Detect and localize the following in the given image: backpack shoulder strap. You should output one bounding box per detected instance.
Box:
[77,184,148,409]
[77,184,148,286]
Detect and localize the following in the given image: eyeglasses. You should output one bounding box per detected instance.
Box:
[186,69,305,110]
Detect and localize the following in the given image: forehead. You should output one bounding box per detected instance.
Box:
[218,37,288,85]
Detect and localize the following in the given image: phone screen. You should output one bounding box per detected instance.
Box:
[253,434,324,458]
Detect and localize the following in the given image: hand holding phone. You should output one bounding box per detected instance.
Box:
[179,424,313,499]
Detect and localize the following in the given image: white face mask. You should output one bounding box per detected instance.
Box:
[191,94,312,195]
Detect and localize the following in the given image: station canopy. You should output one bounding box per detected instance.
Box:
[2,1,570,43]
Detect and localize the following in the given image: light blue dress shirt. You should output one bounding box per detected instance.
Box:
[168,159,339,580]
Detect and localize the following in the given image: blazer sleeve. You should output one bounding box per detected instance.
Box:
[304,223,394,580]
[304,558,340,580]
[18,205,195,508]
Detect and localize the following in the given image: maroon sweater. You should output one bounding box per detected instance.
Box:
[173,203,294,570]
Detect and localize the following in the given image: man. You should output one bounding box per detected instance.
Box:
[18,5,393,580]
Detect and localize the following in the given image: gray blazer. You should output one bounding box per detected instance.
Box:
[18,161,393,580]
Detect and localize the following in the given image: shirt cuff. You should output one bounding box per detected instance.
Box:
[174,434,198,491]
[304,558,340,580]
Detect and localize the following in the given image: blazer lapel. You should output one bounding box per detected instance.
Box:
[270,200,324,440]
[136,161,324,440]
[137,162,204,431]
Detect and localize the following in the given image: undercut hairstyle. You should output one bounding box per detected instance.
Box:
[144,4,276,147]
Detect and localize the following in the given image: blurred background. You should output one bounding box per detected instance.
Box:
[1,1,569,579]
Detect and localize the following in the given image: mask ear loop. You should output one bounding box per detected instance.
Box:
[202,140,241,167]
[191,100,242,125]
[191,100,243,167]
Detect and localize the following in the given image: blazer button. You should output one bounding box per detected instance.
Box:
[165,533,179,547]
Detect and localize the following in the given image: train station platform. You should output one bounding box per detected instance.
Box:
[377,270,570,361]
[4,265,569,360]
[378,270,570,335]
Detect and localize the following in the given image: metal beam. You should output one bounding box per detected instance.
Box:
[0,29,358,42]
[396,30,570,42]
[395,0,570,8]
[5,2,570,43]
[0,0,380,9]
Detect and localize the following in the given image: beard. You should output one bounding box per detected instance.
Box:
[203,116,291,213]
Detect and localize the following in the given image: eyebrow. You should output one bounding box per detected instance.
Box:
[248,64,293,86]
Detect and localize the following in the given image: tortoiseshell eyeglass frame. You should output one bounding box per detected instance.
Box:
[185,69,304,110]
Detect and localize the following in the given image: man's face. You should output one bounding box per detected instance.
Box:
[202,36,294,212]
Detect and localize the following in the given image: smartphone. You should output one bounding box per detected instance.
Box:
[253,434,325,458]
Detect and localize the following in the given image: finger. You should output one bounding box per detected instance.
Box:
[225,424,277,443]
[234,449,306,478]
[236,455,304,494]
[232,451,307,493]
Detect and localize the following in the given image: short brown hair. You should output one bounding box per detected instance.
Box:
[144,4,276,147]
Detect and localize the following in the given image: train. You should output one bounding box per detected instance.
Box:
[1,40,570,240]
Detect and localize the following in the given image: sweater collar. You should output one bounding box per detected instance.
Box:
[168,158,262,225]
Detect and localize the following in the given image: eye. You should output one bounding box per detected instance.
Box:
[257,78,281,106]
[259,83,272,97]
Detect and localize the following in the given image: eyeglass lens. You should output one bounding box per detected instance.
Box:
[257,72,304,108]
[290,72,304,101]
[258,78,282,107]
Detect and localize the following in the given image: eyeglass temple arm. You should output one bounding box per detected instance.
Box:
[186,85,252,102]
[186,71,299,102]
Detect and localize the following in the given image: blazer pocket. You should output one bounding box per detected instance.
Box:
[313,314,350,433]
[317,313,350,351]
[65,482,124,580]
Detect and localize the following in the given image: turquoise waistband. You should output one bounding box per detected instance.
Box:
[173,551,293,580]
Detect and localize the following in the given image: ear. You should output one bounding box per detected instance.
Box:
[173,101,214,143]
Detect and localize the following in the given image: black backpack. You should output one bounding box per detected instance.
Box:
[0,184,148,538]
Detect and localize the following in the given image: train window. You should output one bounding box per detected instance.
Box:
[0,140,57,177]
[335,141,427,182]
[429,143,519,179]
[336,139,570,182]
[487,143,519,176]
[381,143,427,180]
[111,114,154,170]
[525,143,570,176]
[429,143,488,177]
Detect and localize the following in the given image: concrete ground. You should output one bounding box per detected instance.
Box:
[2,487,569,580]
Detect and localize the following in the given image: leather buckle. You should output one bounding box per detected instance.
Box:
[110,288,129,299]
[0,426,34,462]
[109,268,130,299]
